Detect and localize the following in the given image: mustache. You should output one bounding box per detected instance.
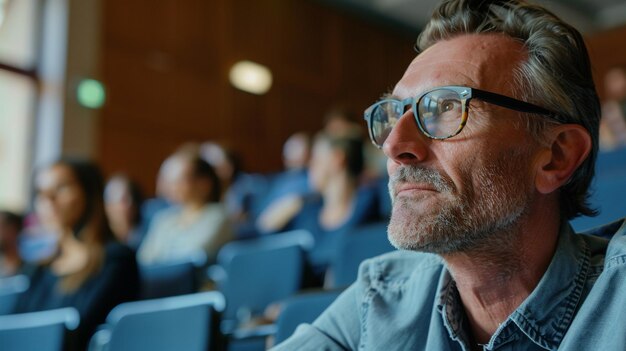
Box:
[389,165,454,195]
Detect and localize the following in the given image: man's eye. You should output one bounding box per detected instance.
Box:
[441,100,457,112]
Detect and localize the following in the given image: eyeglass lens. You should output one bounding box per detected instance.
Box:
[367,87,465,147]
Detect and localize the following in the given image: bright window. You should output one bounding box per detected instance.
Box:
[0,70,35,211]
[0,0,39,212]
[0,0,38,69]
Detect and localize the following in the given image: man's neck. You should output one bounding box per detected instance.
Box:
[442,210,561,345]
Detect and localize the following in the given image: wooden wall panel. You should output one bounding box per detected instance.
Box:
[586,24,626,98]
[99,0,418,194]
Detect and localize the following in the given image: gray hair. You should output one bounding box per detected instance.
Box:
[416,0,600,219]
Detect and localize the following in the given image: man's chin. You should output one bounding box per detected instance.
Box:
[391,195,441,220]
[387,215,441,252]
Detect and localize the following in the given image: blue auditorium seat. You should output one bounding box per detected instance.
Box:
[273,289,342,344]
[138,251,207,299]
[594,147,626,178]
[88,291,225,351]
[0,307,79,351]
[0,275,29,315]
[570,175,626,232]
[571,148,626,232]
[329,221,396,288]
[210,230,313,330]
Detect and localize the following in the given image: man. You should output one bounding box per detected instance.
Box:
[272,0,626,350]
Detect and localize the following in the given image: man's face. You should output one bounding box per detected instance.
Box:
[383,34,540,254]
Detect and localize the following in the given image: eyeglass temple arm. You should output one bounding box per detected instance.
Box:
[471,88,554,116]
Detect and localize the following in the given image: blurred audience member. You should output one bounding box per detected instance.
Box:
[137,150,232,265]
[259,132,312,212]
[200,141,270,238]
[600,65,626,150]
[324,105,362,138]
[258,132,379,281]
[139,156,177,234]
[283,132,311,172]
[0,210,23,277]
[14,158,139,351]
[200,142,239,196]
[104,174,145,250]
[325,105,387,181]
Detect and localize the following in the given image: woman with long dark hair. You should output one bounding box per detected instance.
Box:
[14,158,139,350]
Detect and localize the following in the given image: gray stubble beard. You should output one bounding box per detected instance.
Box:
[386,154,530,256]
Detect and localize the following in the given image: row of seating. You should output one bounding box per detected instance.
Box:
[0,223,393,350]
[0,307,79,351]
[141,224,394,326]
[0,289,340,351]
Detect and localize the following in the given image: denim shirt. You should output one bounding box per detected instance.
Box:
[272,219,626,351]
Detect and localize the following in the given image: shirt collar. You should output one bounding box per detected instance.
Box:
[437,222,591,350]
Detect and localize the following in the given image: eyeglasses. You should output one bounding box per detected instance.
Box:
[363,86,557,148]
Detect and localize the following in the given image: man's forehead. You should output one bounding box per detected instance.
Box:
[393,33,527,98]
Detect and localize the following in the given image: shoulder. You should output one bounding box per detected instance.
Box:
[605,219,626,269]
[357,250,445,293]
[152,206,181,221]
[561,220,626,349]
[200,203,229,223]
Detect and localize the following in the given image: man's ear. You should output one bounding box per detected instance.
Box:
[535,124,592,194]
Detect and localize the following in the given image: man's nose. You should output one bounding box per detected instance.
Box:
[382,110,429,165]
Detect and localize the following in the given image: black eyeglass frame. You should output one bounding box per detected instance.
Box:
[363,86,559,148]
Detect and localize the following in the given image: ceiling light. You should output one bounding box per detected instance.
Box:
[229,60,273,95]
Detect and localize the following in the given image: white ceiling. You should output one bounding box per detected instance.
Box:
[334,0,626,34]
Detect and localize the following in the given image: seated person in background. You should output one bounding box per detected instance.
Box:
[270,132,312,200]
[104,174,145,250]
[0,210,24,277]
[139,155,177,234]
[200,141,270,238]
[258,131,379,281]
[137,149,232,265]
[273,1,626,350]
[14,158,139,351]
[325,105,388,183]
[257,132,312,220]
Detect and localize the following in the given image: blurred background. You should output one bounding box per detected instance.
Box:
[1,0,625,211]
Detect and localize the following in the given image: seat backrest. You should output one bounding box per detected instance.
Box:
[139,251,207,299]
[0,275,30,315]
[595,148,626,178]
[104,291,225,351]
[216,230,313,322]
[329,222,395,288]
[273,290,342,344]
[0,307,79,351]
[570,174,626,232]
